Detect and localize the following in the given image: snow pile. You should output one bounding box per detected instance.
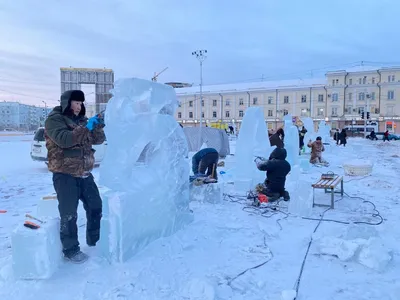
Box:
[316,225,392,271]
[180,278,216,300]
[99,78,193,262]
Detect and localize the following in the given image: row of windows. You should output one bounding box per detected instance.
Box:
[331,75,396,86]
[182,90,396,108]
[177,105,395,119]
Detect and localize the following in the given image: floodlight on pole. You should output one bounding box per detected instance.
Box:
[192,49,207,149]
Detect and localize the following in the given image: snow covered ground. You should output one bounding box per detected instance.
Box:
[0,135,399,299]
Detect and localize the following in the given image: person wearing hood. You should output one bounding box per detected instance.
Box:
[256,147,291,201]
[307,136,329,166]
[44,90,105,263]
[269,128,284,148]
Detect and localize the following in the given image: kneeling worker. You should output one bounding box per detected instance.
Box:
[256,148,291,201]
[192,148,219,180]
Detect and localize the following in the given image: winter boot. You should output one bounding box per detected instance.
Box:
[64,250,89,264]
[283,191,290,201]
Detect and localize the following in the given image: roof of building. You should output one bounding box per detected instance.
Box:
[60,67,113,72]
[175,78,326,95]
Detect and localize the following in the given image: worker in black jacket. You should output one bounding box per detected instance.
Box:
[192,148,219,180]
[256,147,291,201]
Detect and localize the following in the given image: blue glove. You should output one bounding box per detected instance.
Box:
[86,116,100,131]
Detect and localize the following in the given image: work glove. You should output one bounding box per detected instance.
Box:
[86,116,100,131]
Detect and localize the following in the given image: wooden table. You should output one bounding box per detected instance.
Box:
[311,175,344,209]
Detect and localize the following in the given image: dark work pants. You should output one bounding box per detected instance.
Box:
[52,172,102,257]
[198,152,219,180]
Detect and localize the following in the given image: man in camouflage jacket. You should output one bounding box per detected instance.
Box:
[45,90,105,263]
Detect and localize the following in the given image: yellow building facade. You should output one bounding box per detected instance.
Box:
[175,66,400,133]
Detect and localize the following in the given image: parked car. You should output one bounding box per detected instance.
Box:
[366,131,400,141]
[30,127,107,164]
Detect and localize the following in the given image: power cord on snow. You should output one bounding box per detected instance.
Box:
[293,192,383,299]
[226,235,274,286]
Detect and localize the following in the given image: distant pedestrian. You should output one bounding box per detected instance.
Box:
[383,130,390,142]
[339,129,347,146]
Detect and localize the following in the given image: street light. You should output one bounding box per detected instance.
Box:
[192,49,207,149]
[42,101,47,119]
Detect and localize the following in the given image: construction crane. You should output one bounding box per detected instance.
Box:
[151,67,168,82]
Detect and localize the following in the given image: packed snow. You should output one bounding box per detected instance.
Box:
[0,133,399,299]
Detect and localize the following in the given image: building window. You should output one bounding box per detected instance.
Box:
[372,77,375,84]
[201,100,204,107]
[283,109,288,116]
[358,78,362,84]
[332,79,335,86]
[253,97,258,105]
[225,100,230,106]
[370,92,375,100]
[201,112,204,118]
[284,96,289,104]
[346,106,353,114]
[358,106,364,114]
[388,75,395,82]
[212,99,217,106]
[317,108,324,116]
[177,112,182,118]
[387,106,394,116]
[212,111,217,118]
[388,90,395,100]
[331,107,338,116]
[189,101,193,107]
[348,92,352,101]
[358,92,365,101]
[332,93,338,101]
[301,109,308,116]
[239,110,244,117]
[268,96,273,104]
[363,76,367,84]
[189,112,193,118]
[239,98,244,105]
[268,110,273,117]
[370,106,376,113]
[349,78,353,85]
[225,111,230,118]
[178,102,182,107]
[318,94,324,102]
[301,95,307,103]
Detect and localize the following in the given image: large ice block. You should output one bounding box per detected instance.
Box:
[36,193,59,218]
[190,182,222,204]
[282,115,299,167]
[11,218,62,279]
[317,120,331,143]
[234,107,272,187]
[301,117,316,154]
[100,191,192,262]
[99,78,193,262]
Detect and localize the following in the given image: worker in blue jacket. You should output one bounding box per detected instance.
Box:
[192,148,219,180]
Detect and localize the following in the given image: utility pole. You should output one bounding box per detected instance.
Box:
[364,93,371,137]
[192,49,207,148]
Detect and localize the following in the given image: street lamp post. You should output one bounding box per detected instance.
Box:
[192,49,207,149]
[42,101,48,119]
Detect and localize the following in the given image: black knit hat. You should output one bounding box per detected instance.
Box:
[69,90,85,102]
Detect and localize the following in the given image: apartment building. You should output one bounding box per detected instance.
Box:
[175,66,400,133]
[0,101,52,131]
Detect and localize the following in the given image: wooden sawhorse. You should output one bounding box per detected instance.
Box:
[312,175,344,209]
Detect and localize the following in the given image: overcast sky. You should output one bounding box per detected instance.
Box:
[0,0,399,107]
